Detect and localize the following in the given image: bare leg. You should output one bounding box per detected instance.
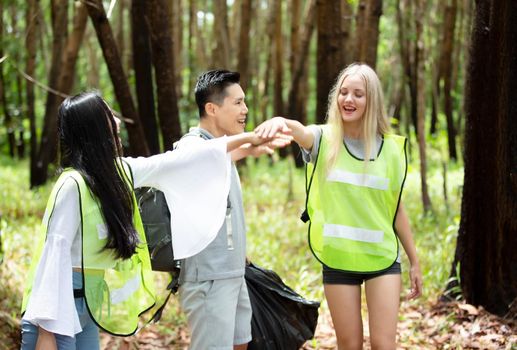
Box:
[234,344,247,350]
[324,284,363,350]
[365,274,401,350]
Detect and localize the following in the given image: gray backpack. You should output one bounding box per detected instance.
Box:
[134,129,210,273]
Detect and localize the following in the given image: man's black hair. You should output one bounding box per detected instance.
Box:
[195,70,240,118]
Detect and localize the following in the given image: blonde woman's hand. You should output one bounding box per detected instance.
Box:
[255,117,292,139]
[406,263,423,300]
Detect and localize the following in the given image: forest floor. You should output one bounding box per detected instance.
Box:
[96,300,516,350]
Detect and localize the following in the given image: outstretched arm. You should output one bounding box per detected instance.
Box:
[395,202,423,300]
[255,117,315,150]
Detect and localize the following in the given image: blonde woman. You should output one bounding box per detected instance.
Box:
[255,63,422,349]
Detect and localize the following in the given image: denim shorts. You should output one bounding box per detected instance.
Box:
[322,262,401,285]
[21,271,100,350]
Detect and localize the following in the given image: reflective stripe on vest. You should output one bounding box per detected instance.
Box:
[306,126,407,273]
[22,163,157,336]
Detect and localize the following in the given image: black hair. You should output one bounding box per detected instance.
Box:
[58,92,139,260]
[194,69,240,118]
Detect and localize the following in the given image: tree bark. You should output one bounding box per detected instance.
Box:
[355,0,383,69]
[171,0,183,99]
[146,0,182,149]
[396,0,418,135]
[316,0,346,123]
[287,0,316,166]
[86,0,149,156]
[131,0,159,154]
[0,1,16,158]
[31,0,68,186]
[212,0,231,69]
[446,0,517,316]
[237,0,251,92]
[26,0,39,186]
[442,0,458,160]
[415,0,432,212]
[273,0,284,117]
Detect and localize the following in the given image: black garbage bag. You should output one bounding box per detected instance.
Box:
[245,262,320,350]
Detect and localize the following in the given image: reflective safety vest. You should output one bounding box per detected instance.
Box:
[306,126,407,273]
[22,163,157,336]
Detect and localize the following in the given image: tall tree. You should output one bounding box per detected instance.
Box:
[316,0,346,123]
[441,0,459,160]
[212,0,231,69]
[237,0,251,92]
[131,0,159,154]
[396,0,418,134]
[31,0,68,186]
[354,0,383,69]
[26,0,39,186]
[146,0,182,149]
[86,0,149,156]
[446,0,517,316]
[273,0,284,117]
[0,2,16,158]
[287,0,316,166]
[171,0,183,99]
[414,0,432,212]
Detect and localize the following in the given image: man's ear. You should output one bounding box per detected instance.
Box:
[205,102,218,117]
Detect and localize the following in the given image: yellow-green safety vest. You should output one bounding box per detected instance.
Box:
[306,126,407,273]
[22,163,157,336]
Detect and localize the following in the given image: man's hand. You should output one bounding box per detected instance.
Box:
[247,136,293,157]
[247,129,292,147]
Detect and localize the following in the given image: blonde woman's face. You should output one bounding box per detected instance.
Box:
[337,74,367,128]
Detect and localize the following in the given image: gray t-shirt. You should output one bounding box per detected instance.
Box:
[301,125,382,162]
[177,128,247,282]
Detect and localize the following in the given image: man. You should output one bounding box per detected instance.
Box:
[176,70,288,350]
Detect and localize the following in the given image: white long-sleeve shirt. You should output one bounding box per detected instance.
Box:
[22,138,231,337]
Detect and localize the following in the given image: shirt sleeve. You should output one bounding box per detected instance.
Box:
[300,125,322,163]
[123,136,232,259]
[22,178,82,337]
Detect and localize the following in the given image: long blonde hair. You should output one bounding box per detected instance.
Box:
[324,63,391,172]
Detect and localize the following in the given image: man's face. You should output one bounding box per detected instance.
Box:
[212,84,248,136]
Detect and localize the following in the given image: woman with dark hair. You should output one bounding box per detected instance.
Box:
[20,92,288,350]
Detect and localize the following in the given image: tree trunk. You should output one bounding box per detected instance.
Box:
[446,0,517,316]
[316,0,346,123]
[0,1,16,158]
[171,0,183,99]
[146,0,182,149]
[86,0,149,156]
[187,0,198,106]
[131,0,159,154]
[237,0,251,92]
[273,0,284,117]
[355,0,383,69]
[212,0,231,69]
[396,0,418,135]
[27,0,39,186]
[287,0,316,167]
[442,0,458,160]
[415,0,432,212]
[355,0,367,62]
[31,0,68,186]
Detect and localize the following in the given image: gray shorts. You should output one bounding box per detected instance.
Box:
[179,276,252,349]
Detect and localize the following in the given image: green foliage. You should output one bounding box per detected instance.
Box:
[0,141,464,335]
[0,156,53,316]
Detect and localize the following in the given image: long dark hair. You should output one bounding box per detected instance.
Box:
[58,92,138,259]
